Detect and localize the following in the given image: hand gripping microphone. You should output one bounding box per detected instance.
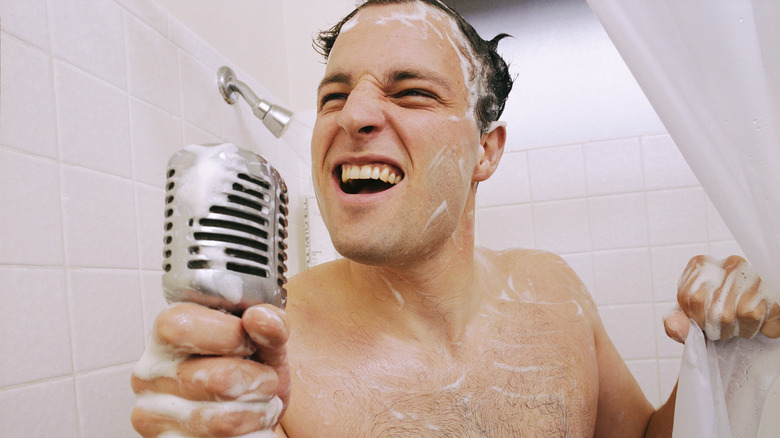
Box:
[161,143,288,313]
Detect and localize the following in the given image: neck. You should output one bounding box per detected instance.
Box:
[341,199,485,345]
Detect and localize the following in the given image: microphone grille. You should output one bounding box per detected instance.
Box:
[162,143,288,312]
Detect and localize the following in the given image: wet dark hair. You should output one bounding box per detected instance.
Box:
[314,0,514,134]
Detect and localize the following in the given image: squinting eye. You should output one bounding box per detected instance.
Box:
[320,93,348,108]
[396,89,436,99]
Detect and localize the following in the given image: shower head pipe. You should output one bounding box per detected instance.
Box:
[217,66,293,138]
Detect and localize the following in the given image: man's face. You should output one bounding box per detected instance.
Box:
[311,2,483,265]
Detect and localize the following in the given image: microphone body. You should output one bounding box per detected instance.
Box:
[162,143,289,313]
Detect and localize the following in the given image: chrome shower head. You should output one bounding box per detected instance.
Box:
[217,66,293,138]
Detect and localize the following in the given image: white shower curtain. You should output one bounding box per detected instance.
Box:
[585,1,780,437]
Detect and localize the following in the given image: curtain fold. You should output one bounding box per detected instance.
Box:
[586,1,780,437]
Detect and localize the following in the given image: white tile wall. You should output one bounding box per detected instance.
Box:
[55,61,133,177]
[0,33,58,157]
[48,0,128,88]
[0,378,79,437]
[0,149,64,265]
[0,0,309,435]
[528,144,587,201]
[0,267,71,387]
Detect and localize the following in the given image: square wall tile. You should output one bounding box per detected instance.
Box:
[130,98,183,187]
[532,199,591,254]
[48,0,127,89]
[0,149,64,265]
[55,61,132,178]
[584,137,643,195]
[528,144,586,201]
[126,13,181,115]
[135,184,164,270]
[180,53,224,137]
[167,14,224,73]
[592,248,652,305]
[0,267,71,386]
[0,378,78,438]
[61,166,139,268]
[646,188,708,246]
[76,364,138,438]
[625,359,660,406]
[69,269,144,372]
[0,33,58,157]
[588,193,648,250]
[477,151,530,208]
[476,204,534,251]
[641,134,699,190]
[598,303,656,360]
[0,0,50,50]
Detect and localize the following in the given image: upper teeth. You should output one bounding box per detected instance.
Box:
[341,164,402,185]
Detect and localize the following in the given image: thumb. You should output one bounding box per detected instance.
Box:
[664,310,690,344]
[242,304,291,408]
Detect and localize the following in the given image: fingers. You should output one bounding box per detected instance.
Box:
[243,305,290,366]
[677,255,718,336]
[735,278,765,338]
[243,305,292,409]
[663,310,690,344]
[678,255,778,341]
[132,393,283,437]
[761,302,780,338]
[131,302,291,437]
[155,302,256,357]
[131,357,279,402]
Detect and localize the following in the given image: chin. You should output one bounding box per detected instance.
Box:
[331,236,410,267]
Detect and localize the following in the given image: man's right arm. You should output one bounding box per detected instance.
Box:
[131,302,291,437]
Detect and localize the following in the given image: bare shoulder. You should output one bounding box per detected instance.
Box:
[286,259,347,301]
[283,259,352,336]
[477,247,599,318]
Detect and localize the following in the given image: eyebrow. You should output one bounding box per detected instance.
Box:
[317,68,453,93]
[317,72,352,93]
[387,69,453,92]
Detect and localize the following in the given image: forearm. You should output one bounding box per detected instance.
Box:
[644,383,677,438]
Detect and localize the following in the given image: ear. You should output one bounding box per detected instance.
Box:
[473,122,506,182]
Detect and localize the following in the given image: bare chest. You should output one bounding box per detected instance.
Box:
[285,302,599,437]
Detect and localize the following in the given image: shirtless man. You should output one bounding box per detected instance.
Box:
[131,1,780,436]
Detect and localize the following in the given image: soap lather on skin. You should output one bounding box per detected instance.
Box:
[677,255,780,340]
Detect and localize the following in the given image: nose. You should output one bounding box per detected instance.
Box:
[337,82,386,137]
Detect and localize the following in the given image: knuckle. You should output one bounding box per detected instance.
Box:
[155,305,196,346]
[737,304,764,323]
[205,362,278,401]
[199,409,261,437]
[131,407,163,437]
[722,255,745,270]
[719,308,736,326]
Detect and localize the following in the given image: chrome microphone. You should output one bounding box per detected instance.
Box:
[161,143,288,313]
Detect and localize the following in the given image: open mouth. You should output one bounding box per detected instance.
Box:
[338,163,404,195]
